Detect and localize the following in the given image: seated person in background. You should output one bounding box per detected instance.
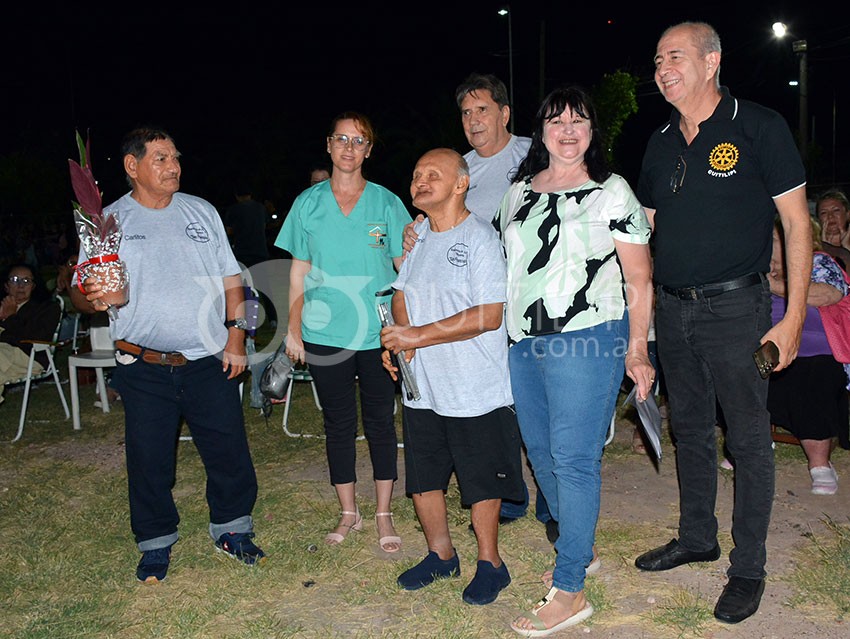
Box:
[51,250,81,343]
[0,264,60,405]
[53,250,78,298]
[766,217,849,495]
[816,189,850,270]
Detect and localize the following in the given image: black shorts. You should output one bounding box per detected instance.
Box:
[402,405,525,506]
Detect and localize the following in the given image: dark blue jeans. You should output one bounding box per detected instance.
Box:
[503,471,552,522]
[113,354,258,551]
[656,279,774,580]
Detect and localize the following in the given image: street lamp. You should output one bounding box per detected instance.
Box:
[773,22,808,157]
[498,6,515,133]
[793,39,808,158]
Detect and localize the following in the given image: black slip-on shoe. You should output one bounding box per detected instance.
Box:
[635,538,721,571]
[714,576,765,623]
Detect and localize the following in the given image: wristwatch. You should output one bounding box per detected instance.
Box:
[224,317,248,330]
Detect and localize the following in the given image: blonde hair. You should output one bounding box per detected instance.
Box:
[774,216,822,252]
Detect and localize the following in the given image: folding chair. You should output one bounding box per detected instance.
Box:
[6,296,71,442]
[771,424,801,446]
[281,371,398,444]
[281,366,324,438]
[68,325,117,430]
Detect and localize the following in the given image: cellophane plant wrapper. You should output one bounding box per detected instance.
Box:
[69,130,129,316]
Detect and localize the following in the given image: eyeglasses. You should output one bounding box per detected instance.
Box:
[7,276,34,286]
[670,155,687,194]
[328,134,371,152]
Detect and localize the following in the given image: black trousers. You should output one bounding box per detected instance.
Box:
[304,342,398,485]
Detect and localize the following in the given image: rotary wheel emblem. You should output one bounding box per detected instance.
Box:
[708,143,739,172]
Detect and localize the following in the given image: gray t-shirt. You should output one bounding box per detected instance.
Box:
[81,192,241,359]
[392,214,512,417]
[464,134,531,223]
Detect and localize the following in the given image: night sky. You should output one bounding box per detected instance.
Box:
[2,1,848,223]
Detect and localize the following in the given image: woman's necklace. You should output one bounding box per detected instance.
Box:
[332,182,365,214]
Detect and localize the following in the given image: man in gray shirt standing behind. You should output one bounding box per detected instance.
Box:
[457,73,531,222]
[404,73,547,531]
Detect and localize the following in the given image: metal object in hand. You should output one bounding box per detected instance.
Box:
[377,301,421,401]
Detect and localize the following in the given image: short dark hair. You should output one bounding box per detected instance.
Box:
[120,127,174,161]
[120,127,175,189]
[455,73,510,109]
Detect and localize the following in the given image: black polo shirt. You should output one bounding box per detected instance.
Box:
[637,87,806,289]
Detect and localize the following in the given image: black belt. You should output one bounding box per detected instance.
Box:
[115,340,188,366]
[660,273,764,301]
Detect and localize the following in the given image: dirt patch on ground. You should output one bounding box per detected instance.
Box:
[15,400,847,638]
[40,435,126,472]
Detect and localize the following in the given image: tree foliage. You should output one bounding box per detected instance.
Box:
[592,70,639,170]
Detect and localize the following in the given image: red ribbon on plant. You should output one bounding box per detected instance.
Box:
[74,254,120,294]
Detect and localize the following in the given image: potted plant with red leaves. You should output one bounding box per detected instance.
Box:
[69,130,128,319]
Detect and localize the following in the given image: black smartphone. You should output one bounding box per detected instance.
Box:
[753,341,780,379]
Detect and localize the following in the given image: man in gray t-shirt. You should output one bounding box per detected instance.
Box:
[72,127,265,583]
[403,73,542,529]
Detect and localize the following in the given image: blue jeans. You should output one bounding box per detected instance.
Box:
[113,354,258,551]
[655,280,773,580]
[509,319,627,592]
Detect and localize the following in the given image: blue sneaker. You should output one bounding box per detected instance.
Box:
[136,545,172,583]
[397,550,460,590]
[215,532,266,565]
[462,560,511,605]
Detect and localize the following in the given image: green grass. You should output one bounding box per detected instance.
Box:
[650,587,715,638]
[2,340,849,637]
[789,515,850,619]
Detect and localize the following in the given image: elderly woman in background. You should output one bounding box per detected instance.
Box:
[275,112,410,552]
[1,264,60,405]
[815,189,850,270]
[497,86,654,636]
[766,217,849,495]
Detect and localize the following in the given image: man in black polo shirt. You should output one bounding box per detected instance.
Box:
[633,22,812,625]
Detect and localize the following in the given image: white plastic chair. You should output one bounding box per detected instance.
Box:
[68,325,117,431]
[6,296,71,442]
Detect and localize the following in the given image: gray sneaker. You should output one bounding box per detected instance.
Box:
[810,464,838,495]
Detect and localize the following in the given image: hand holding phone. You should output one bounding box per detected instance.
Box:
[753,340,780,379]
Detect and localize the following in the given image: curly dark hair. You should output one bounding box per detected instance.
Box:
[513,85,611,185]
